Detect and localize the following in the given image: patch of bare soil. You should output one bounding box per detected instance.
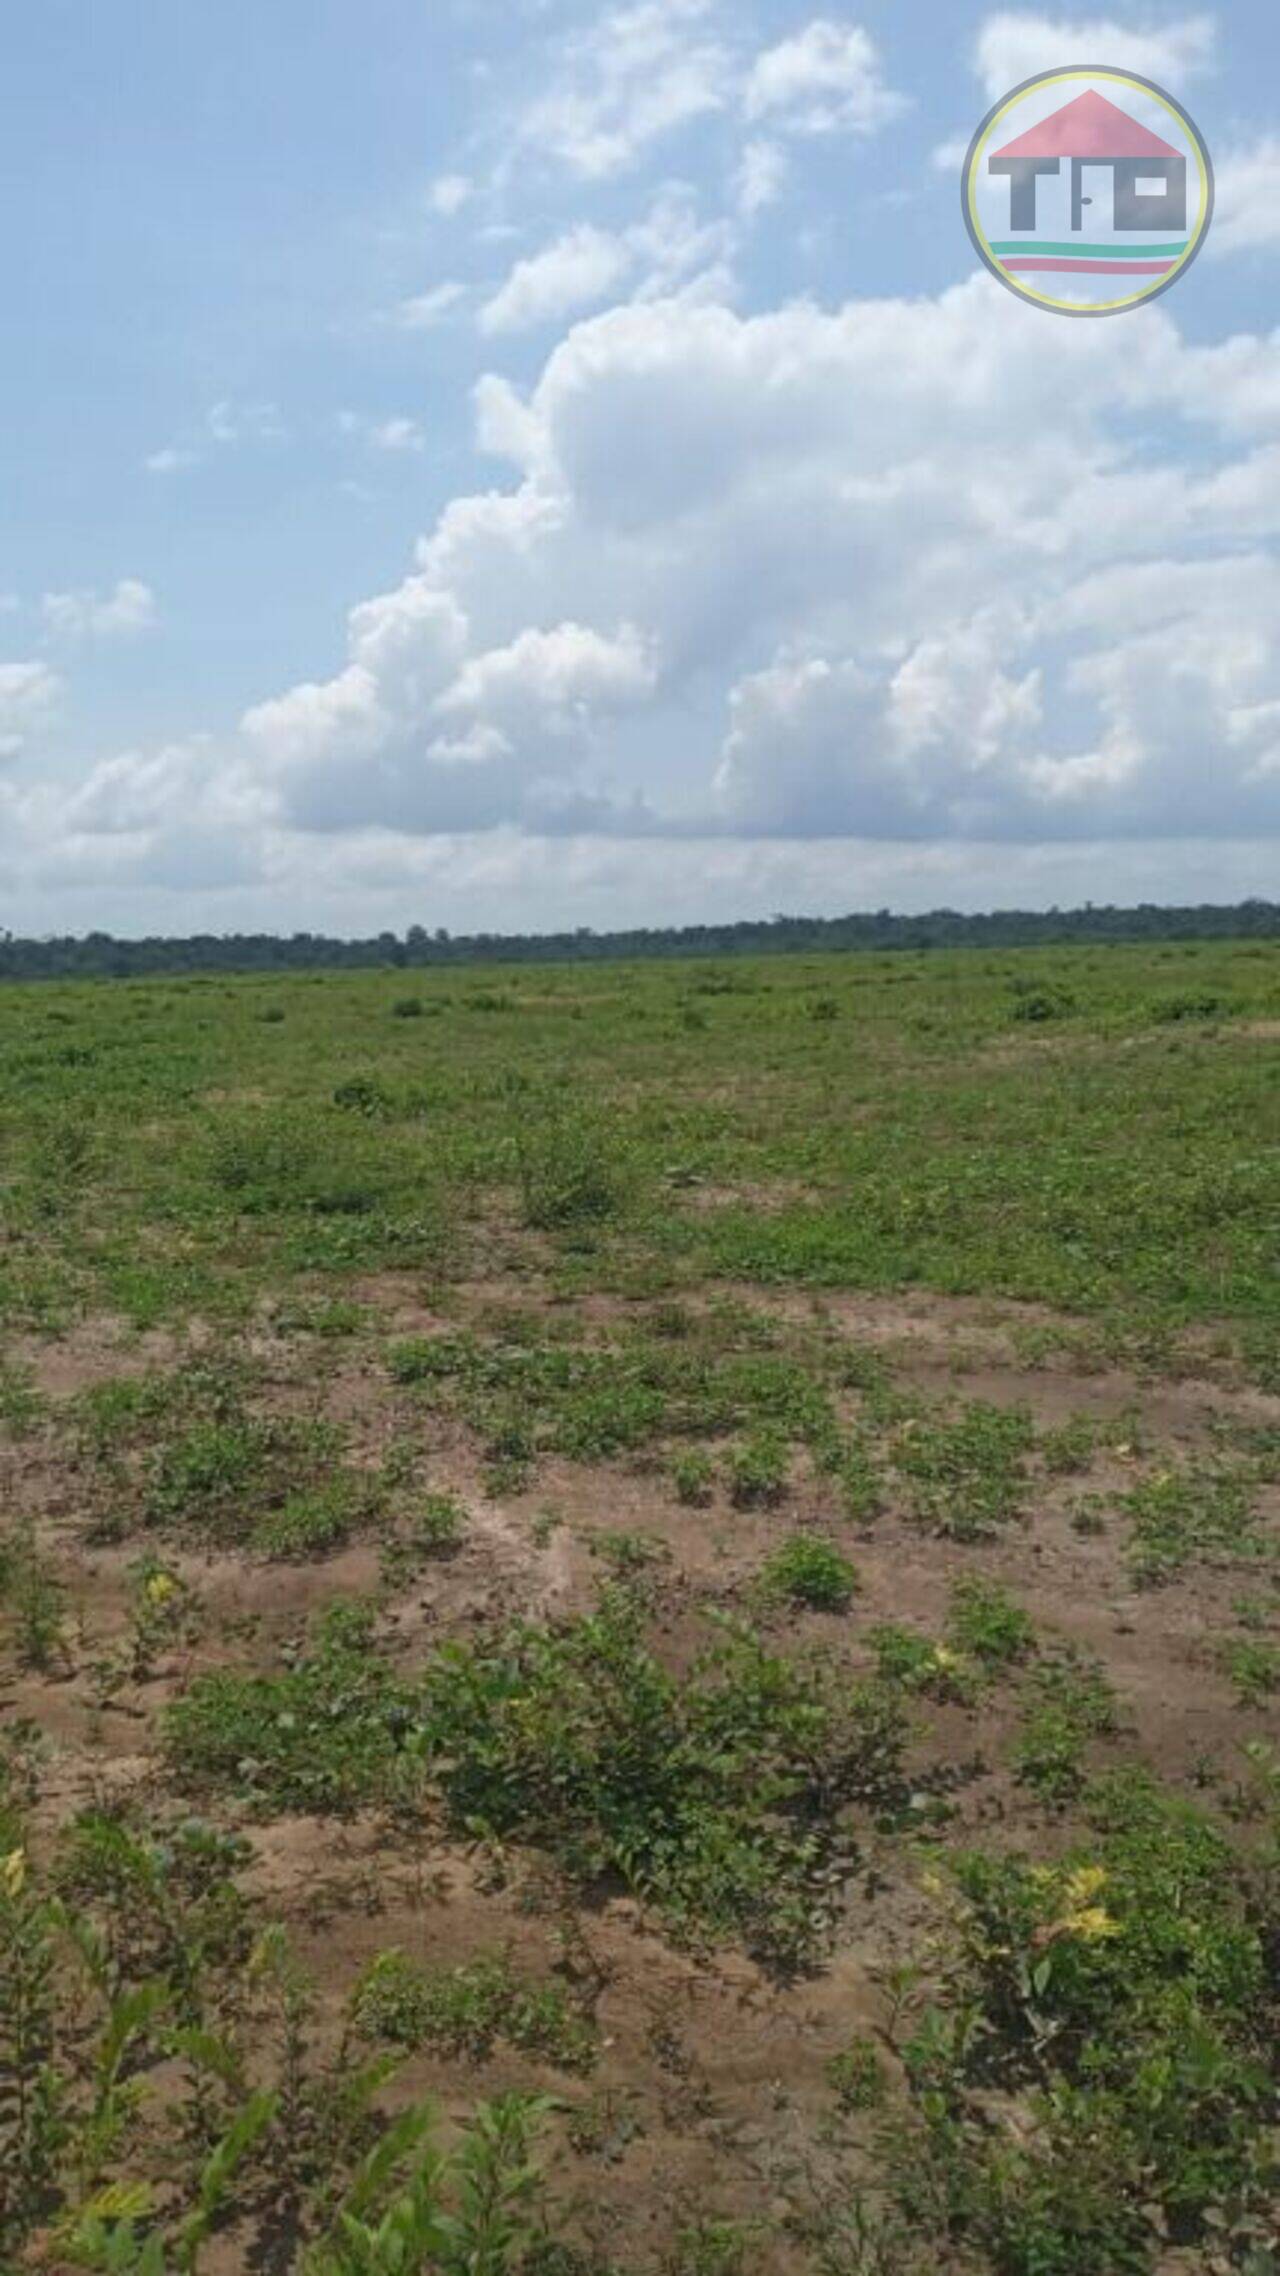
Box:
[3,1282,1276,2271]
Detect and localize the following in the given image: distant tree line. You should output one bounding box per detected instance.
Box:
[0,901,1276,983]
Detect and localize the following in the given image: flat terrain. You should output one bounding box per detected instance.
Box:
[0,941,1277,2275]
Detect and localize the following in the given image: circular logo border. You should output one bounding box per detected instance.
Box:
[962,65,1214,318]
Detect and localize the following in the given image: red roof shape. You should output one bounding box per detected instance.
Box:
[992,89,1181,161]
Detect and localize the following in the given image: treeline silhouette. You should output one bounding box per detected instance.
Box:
[0,901,1276,982]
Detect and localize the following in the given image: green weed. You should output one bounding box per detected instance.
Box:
[1123,1462,1268,1585]
[419,1592,905,1969]
[352,1948,596,2071]
[760,1536,858,1612]
[893,1404,1034,1541]
[1014,1656,1119,1804]
[947,1577,1035,1671]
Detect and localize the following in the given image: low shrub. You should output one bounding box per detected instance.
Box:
[761,1536,858,1612]
[352,1947,596,2070]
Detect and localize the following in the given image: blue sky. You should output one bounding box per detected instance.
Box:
[2,1,1278,934]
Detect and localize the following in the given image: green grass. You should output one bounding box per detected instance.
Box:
[0,940,1274,1348]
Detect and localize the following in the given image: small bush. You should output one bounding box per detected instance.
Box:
[253,1478,366,1560]
[165,1601,419,1814]
[1014,1655,1118,1804]
[870,1624,975,1703]
[826,2034,886,2112]
[893,1402,1034,1540]
[1123,1462,1264,1585]
[727,1429,789,1510]
[352,1947,596,2071]
[515,1107,632,1231]
[948,1576,1035,1670]
[761,1536,858,1612]
[332,1074,395,1118]
[0,1521,67,1669]
[886,1786,1277,2272]
[207,1111,381,1218]
[418,1592,905,1969]
[148,1412,348,1546]
[1009,984,1075,1024]
[1220,1637,1279,1705]
[1150,992,1227,1024]
[672,1449,715,1507]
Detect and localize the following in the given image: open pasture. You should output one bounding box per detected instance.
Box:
[0,938,1277,2274]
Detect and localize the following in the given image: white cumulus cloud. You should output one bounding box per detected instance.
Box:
[516,0,731,179]
[204,280,1280,863]
[0,660,60,761]
[1211,140,1280,257]
[974,12,1216,101]
[480,225,636,334]
[41,580,157,642]
[744,20,907,136]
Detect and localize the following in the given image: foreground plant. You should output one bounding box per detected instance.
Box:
[305,2094,553,2276]
[869,1778,1280,2273]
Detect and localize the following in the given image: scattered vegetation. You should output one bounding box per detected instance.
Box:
[418,1592,905,1970]
[891,1404,1035,1541]
[352,1947,597,2071]
[1,938,1277,2270]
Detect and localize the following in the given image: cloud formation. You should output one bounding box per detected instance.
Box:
[41,580,157,642]
[744,20,907,135]
[10,1,1280,935]
[973,11,1217,101]
[480,225,637,334]
[0,660,59,761]
[517,0,732,179]
[1211,139,1280,256]
[44,270,1278,900]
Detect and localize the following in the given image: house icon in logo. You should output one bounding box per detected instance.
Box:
[963,66,1212,313]
[990,89,1186,239]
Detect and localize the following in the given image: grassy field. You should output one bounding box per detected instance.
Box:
[0,939,1277,2274]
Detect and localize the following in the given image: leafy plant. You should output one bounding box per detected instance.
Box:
[1220,1637,1279,1705]
[515,1105,632,1231]
[761,1536,858,1612]
[671,1450,714,1507]
[0,1520,68,1670]
[419,1592,904,1969]
[352,1948,596,2071]
[1123,1461,1266,1586]
[1014,1656,1118,1804]
[165,1602,422,1815]
[892,1403,1034,1541]
[826,2034,887,2113]
[947,1576,1035,1671]
[306,2094,553,2276]
[869,1625,975,1704]
[726,1429,789,1510]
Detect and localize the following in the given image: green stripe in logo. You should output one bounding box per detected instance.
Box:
[988,240,1188,259]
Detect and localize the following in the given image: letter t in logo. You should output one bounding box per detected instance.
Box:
[988,156,1061,230]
